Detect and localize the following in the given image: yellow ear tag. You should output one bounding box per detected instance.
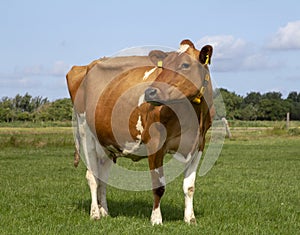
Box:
[205,54,209,65]
[157,60,163,68]
[193,97,201,104]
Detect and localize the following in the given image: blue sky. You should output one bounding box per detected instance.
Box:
[0,0,299,100]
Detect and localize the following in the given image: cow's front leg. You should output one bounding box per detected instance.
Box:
[183,151,202,224]
[150,167,165,225]
[148,151,165,225]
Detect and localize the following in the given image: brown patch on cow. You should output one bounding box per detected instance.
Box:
[155,186,165,198]
[188,186,194,197]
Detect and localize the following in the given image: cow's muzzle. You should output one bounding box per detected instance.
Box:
[144,88,162,106]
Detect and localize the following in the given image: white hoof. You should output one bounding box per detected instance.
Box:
[151,208,163,225]
[90,205,100,220]
[184,215,197,224]
[99,206,109,217]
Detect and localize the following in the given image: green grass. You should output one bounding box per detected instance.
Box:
[0,126,299,234]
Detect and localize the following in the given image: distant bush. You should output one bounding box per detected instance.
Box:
[0,93,73,123]
[214,89,300,121]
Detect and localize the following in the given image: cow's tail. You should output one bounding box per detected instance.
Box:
[74,148,80,168]
[73,112,82,168]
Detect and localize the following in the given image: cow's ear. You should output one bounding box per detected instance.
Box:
[149,50,168,67]
[199,45,213,65]
[180,39,196,49]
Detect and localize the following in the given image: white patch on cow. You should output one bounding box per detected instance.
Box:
[122,141,147,156]
[136,115,144,136]
[138,94,145,106]
[177,44,190,54]
[143,67,157,80]
[151,205,163,225]
[123,140,141,154]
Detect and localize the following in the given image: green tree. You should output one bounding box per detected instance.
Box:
[263,91,282,100]
[257,93,290,120]
[19,93,33,112]
[239,104,258,120]
[44,98,73,121]
[218,88,243,119]
[287,91,300,120]
[243,92,262,106]
[287,91,298,102]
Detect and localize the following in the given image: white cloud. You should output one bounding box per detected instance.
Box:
[196,35,248,60]
[196,35,285,72]
[268,20,300,50]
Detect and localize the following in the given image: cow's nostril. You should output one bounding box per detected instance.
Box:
[145,88,158,100]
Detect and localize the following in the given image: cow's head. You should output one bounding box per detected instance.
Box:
[145,40,213,106]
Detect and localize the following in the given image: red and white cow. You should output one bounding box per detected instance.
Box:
[66,39,214,225]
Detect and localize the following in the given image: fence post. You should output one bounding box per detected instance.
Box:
[222,117,232,139]
[286,112,290,130]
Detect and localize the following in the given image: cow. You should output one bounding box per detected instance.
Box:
[66,39,214,225]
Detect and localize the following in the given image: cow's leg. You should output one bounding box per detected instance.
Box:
[97,156,113,217]
[85,142,101,220]
[150,167,165,225]
[78,113,102,220]
[183,151,202,224]
[86,169,100,220]
[148,151,165,225]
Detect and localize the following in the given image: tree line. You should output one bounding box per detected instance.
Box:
[214,89,300,121]
[0,93,72,122]
[0,90,299,123]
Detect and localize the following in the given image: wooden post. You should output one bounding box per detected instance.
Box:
[222,117,232,139]
[286,112,290,130]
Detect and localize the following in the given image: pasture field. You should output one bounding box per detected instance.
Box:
[0,123,299,234]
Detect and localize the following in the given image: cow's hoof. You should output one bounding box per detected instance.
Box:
[151,218,163,226]
[90,206,100,220]
[99,206,109,217]
[184,217,197,224]
[151,209,163,225]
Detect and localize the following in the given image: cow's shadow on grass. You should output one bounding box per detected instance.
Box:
[76,197,201,222]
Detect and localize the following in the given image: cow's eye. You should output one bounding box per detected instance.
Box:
[181,63,190,69]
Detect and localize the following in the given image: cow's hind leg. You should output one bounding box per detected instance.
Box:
[97,156,113,217]
[80,115,103,220]
[183,151,202,224]
[86,169,101,220]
